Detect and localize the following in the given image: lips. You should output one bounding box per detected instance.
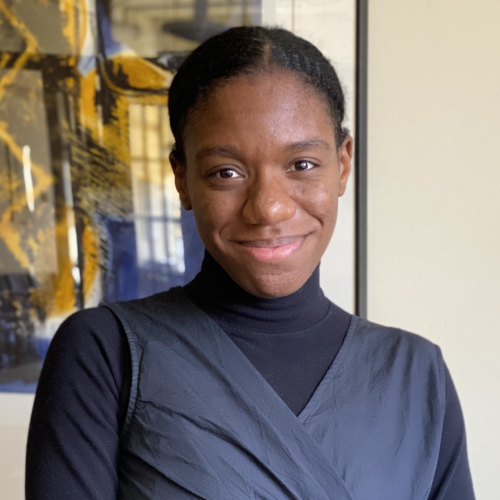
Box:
[235,234,310,262]
[239,236,306,248]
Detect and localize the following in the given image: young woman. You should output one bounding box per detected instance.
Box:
[26,27,475,499]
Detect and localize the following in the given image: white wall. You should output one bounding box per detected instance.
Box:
[367,1,500,498]
[0,394,34,499]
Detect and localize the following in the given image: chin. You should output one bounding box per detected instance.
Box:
[238,268,309,299]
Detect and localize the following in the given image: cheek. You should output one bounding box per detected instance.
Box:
[192,200,218,234]
[295,182,338,223]
[191,189,237,239]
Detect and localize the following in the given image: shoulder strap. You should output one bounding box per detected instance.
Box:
[107,288,355,500]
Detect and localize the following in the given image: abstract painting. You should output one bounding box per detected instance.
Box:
[0,0,261,392]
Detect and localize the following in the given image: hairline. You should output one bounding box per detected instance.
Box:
[173,64,342,162]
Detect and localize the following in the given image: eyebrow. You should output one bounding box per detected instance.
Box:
[194,139,333,162]
[195,145,241,161]
[284,139,333,153]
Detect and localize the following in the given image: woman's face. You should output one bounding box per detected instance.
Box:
[171,70,352,298]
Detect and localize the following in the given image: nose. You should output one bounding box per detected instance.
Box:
[241,172,296,225]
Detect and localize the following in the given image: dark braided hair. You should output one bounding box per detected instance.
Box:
[168,26,348,159]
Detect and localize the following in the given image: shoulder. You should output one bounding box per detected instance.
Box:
[53,306,125,352]
[106,287,195,334]
[46,306,129,383]
[113,287,186,312]
[353,316,442,355]
[58,306,123,333]
[349,317,446,387]
[39,307,131,417]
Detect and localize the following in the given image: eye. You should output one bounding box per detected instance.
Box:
[215,168,242,179]
[287,160,317,172]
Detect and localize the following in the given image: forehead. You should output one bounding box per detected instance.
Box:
[183,71,336,152]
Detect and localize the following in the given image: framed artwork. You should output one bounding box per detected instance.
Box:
[0,0,259,395]
[0,0,364,407]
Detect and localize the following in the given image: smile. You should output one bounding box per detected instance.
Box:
[236,234,310,262]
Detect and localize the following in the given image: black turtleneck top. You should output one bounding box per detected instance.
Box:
[184,253,351,415]
[26,253,474,500]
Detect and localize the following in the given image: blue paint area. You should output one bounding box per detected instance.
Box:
[0,380,38,393]
[100,215,190,302]
[0,336,48,393]
[102,217,139,303]
[29,336,51,361]
[77,0,129,76]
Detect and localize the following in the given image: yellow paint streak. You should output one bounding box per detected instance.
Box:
[59,0,77,55]
[79,69,100,142]
[0,0,40,102]
[102,93,131,165]
[104,83,168,167]
[0,52,10,69]
[64,74,76,91]
[81,222,99,302]
[78,52,173,149]
[30,212,77,317]
[111,56,174,91]
[77,0,88,55]
[0,0,39,48]
[48,214,76,316]
[29,227,68,317]
[0,121,54,271]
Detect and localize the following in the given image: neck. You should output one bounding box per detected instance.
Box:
[183,251,330,334]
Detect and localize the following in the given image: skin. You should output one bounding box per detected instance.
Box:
[170,70,353,298]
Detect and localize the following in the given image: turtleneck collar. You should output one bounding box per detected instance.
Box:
[183,251,331,334]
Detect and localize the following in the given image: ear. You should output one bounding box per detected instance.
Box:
[169,152,193,211]
[337,134,353,197]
